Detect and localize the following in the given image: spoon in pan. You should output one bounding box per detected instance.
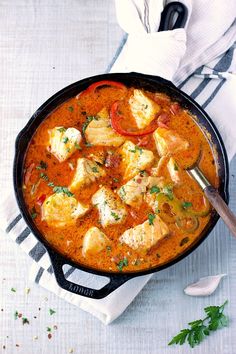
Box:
[186,151,236,237]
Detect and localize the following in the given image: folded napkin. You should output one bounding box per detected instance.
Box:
[1,0,236,325]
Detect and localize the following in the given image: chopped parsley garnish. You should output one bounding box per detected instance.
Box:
[117,257,128,272]
[31,207,37,219]
[156,253,161,258]
[11,288,16,292]
[168,300,229,348]
[36,160,47,170]
[106,246,112,252]
[113,177,119,183]
[66,148,71,153]
[62,137,69,144]
[49,308,56,316]
[53,186,74,197]
[74,142,82,150]
[85,142,93,147]
[180,237,189,246]
[148,213,156,225]
[119,186,126,199]
[48,182,54,187]
[47,327,52,332]
[22,317,30,325]
[134,259,141,266]
[14,311,19,320]
[40,172,49,181]
[163,186,174,200]
[182,201,193,209]
[82,116,97,135]
[68,106,74,112]
[174,162,179,171]
[129,146,143,154]
[111,212,120,221]
[150,185,160,194]
[139,170,148,177]
[57,127,66,133]
[92,166,99,173]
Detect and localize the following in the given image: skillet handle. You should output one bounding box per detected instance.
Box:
[48,250,132,299]
[158,2,188,31]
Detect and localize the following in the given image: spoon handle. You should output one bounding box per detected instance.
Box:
[204,186,236,237]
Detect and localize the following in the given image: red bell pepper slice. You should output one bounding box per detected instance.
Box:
[78,80,127,98]
[36,194,47,206]
[110,101,158,137]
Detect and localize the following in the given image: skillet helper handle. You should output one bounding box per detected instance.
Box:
[204,186,236,238]
[48,250,131,299]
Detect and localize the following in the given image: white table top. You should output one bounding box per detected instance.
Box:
[1,1,236,353]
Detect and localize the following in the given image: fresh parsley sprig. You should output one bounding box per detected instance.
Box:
[168,300,229,348]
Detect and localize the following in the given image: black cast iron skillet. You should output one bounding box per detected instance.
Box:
[13,72,229,299]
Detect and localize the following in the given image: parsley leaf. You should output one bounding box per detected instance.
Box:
[92,166,99,173]
[148,213,156,225]
[150,185,160,194]
[182,201,193,209]
[117,257,128,272]
[82,116,97,135]
[111,212,120,221]
[62,137,69,144]
[40,172,49,181]
[11,288,16,292]
[22,317,30,325]
[169,301,229,348]
[163,186,173,200]
[36,160,47,170]
[129,146,143,154]
[53,186,74,197]
[74,142,82,150]
[174,162,179,171]
[49,308,56,316]
[31,207,37,219]
[57,127,66,133]
[68,106,74,112]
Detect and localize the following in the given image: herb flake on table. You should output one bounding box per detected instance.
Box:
[49,308,56,316]
[168,300,229,348]
[11,287,16,292]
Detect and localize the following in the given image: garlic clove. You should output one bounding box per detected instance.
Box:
[184,274,226,296]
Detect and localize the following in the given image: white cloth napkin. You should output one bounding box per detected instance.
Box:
[0,0,236,325]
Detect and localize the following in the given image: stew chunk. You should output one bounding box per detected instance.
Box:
[120,141,154,180]
[118,175,149,207]
[69,158,106,191]
[153,127,189,156]
[85,107,125,147]
[129,89,160,129]
[48,127,82,162]
[120,215,169,251]
[92,186,127,227]
[82,227,110,256]
[42,193,89,227]
[167,157,181,184]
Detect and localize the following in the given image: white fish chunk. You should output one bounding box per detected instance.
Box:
[92,186,127,228]
[129,89,160,129]
[42,193,89,227]
[120,140,154,180]
[118,175,149,207]
[184,274,226,296]
[167,157,181,184]
[69,158,106,192]
[48,127,82,162]
[120,215,169,251]
[85,107,125,147]
[82,226,110,257]
[153,127,189,156]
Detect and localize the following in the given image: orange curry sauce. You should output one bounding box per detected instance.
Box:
[23,84,219,272]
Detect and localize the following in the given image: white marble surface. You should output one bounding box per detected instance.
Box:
[0,1,236,353]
